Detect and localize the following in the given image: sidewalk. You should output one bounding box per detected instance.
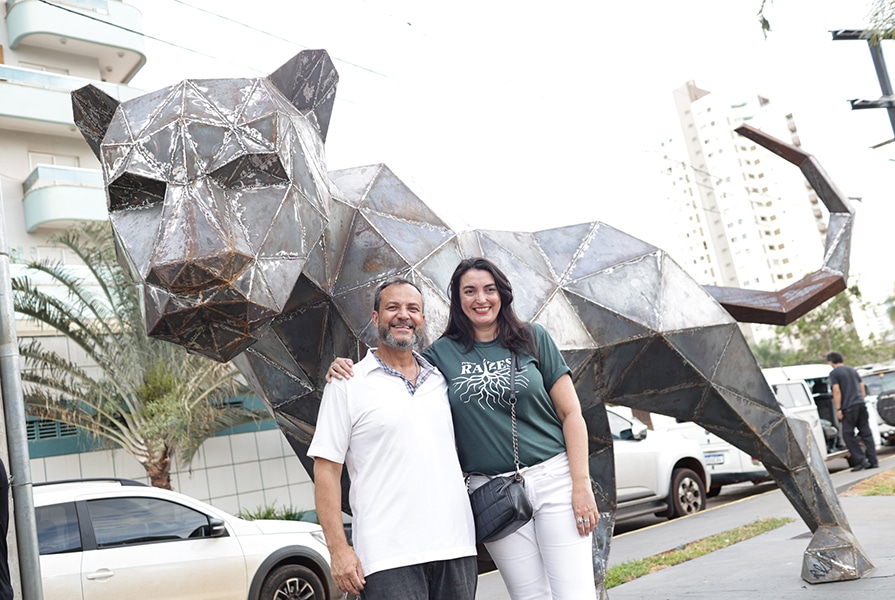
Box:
[476,451,895,599]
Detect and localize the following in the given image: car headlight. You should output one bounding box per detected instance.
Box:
[311,530,327,546]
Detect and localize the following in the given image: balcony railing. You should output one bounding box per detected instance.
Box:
[0,64,139,101]
[23,165,104,195]
[9,0,109,12]
[7,0,145,83]
[22,165,108,233]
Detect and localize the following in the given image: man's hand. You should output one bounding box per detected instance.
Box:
[330,545,366,596]
[314,457,364,594]
[326,357,355,382]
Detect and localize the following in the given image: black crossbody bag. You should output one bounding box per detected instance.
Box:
[468,353,534,543]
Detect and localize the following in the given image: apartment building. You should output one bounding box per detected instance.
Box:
[1,0,313,515]
[661,80,827,342]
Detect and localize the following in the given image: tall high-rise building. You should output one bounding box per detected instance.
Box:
[661,80,827,341]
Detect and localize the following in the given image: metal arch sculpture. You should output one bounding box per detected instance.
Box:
[71,50,870,592]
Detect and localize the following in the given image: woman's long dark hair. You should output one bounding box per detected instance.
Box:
[442,257,537,357]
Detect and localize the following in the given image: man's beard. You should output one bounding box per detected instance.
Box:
[379,318,421,350]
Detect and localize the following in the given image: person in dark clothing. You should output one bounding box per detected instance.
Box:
[827,351,879,472]
[0,457,13,600]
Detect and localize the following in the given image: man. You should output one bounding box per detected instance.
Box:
[308,277,477,599]
[827,351,879,472]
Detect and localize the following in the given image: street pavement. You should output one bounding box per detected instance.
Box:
[476,447,895,599]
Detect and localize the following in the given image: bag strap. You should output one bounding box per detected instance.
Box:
[466,353,523,490]
[509,353,522,480]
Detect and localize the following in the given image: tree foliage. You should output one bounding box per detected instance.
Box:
[756,285,895,367]
[868,0,895,37]
[12,223,267,489]
[758,1,895,39]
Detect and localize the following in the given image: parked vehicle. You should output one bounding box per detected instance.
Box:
[766,363,892,449]
[762,368,834,456]
[650,370,828,497]
[34,479,337,600]
[607,407,710,521]
[857,362,895,446]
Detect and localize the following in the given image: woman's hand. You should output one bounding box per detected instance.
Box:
[326,357,355,382]
[549,374,599,537]
[572,481,599,537]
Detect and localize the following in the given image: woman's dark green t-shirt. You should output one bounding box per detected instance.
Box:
[423,323,570,475]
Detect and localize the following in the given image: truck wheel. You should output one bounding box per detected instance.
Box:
[664,467,706,519]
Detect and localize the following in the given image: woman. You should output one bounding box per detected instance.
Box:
[330,257,598,599]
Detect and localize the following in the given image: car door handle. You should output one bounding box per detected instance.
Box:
[86,569,115,581]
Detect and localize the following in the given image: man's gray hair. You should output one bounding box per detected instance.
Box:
[373,276,423,312]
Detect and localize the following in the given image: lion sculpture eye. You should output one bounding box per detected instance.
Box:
[108,173,166,212]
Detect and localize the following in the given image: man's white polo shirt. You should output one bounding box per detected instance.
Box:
[308,349,476,576]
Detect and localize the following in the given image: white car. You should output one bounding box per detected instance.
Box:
[34,479,337,600]
[608,407,711,521]
[856,362,895,446]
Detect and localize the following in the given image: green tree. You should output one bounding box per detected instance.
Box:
[883,282,895,328]
[12,223,267,489]
[868,0,895,35]
[759,1,895,37]
[772,285,894,365]
[750,338,796,368]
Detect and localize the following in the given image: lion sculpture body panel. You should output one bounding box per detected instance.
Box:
[72,50,871,591]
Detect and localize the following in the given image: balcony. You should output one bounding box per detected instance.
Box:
[6,0,146,83]
[0,64,143,136]
[22,165,107,233]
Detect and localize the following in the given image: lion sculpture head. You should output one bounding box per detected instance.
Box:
[72,51,338,362]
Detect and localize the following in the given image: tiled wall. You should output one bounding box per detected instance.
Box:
[29,429,316,516]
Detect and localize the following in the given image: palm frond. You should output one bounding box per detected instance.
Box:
[15,224,258,488]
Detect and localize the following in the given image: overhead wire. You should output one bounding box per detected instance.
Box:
[34,0,238,67]
[33,0,394,79]
[28,1,827,218]
[169,0,395,78]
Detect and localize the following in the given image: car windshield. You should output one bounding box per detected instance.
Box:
[773,382,813,408]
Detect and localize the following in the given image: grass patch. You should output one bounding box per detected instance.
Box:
[842,468,895,497]
[605,517,793,589]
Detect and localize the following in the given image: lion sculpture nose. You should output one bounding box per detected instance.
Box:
[147,251,254,294]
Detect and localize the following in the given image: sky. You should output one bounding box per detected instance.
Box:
[125,0,895,304]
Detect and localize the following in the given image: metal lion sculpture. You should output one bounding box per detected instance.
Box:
[72,50,871,592]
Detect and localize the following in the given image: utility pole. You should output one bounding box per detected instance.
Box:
[831,29,895,147]
[0,191,43,600]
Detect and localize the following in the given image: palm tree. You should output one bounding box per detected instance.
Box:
[12,223,266,489]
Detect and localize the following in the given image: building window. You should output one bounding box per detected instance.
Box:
[29,152,80,169]
[27,419,78,441]
[18,62,69,76]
